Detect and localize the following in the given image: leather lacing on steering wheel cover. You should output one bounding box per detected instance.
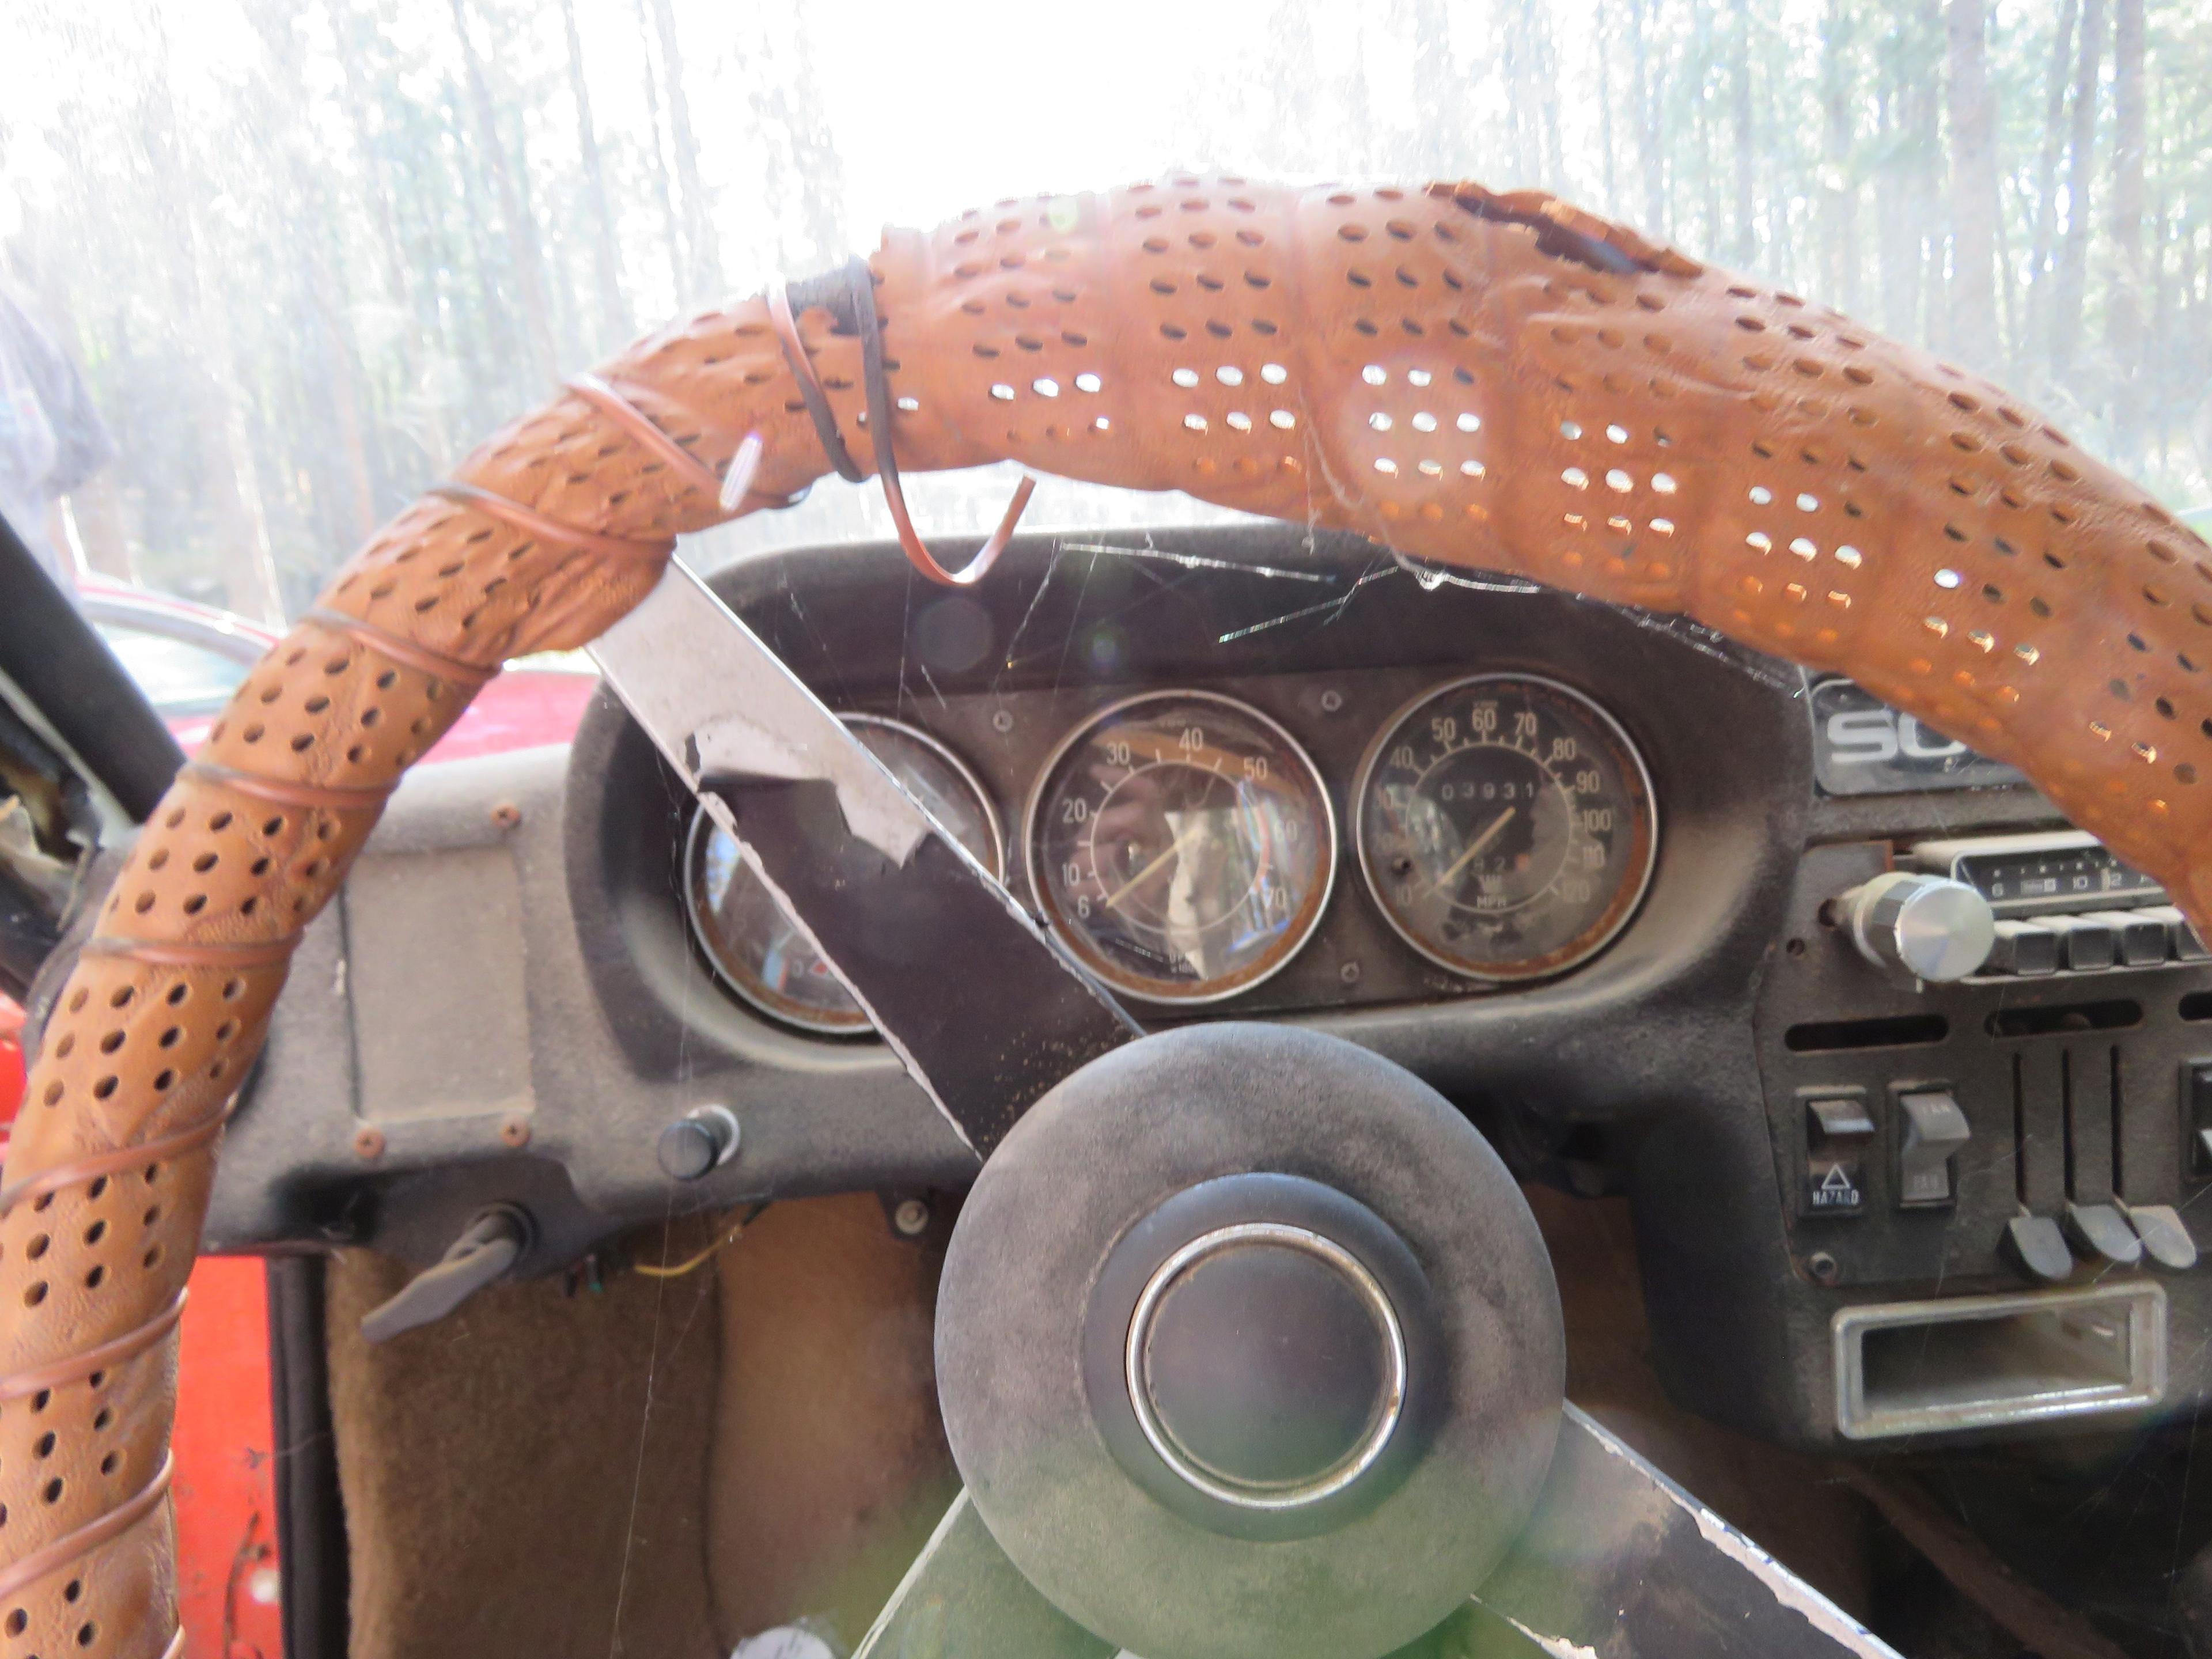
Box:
[6,175,2210,1659]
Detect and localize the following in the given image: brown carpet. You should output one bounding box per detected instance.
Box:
[324,1184,1868,1657]
[327,1218,725,1659]
[702,1193,959,1652]
[325,1195,959,1659]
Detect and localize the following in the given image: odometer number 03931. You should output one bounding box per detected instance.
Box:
[1355,675,1656,981]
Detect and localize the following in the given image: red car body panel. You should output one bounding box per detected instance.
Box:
[0,580,594,1655]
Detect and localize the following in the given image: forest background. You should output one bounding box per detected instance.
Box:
[3,0,2208,621]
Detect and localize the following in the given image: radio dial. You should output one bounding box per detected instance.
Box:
[1840,872,1996,984]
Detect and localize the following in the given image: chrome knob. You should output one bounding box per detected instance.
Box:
[1841,872,1995,983]
[656,1105,741,1180]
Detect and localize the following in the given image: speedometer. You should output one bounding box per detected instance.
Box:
[1355,675,1656,981]
[1026,691,1335,1003]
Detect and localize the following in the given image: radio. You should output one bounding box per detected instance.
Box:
[1834,831,2209,984]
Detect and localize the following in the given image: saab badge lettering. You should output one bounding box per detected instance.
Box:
[1809,677,2027,796]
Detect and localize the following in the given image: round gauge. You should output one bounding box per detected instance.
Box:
[1355,675,1656,982]
[1026,691,1336,1004]
[686,715,1002,1035]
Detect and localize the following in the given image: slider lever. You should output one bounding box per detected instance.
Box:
[2065,1202,2145,1267]
[361,1206,531,1343]
[2123,1203,2199,1271]
[2002,1214,2073,1284]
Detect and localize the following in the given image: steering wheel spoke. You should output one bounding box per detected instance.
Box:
[1472,1406,1898,1659]
[854,1491,1114,1659]
[591,562,1141,1155]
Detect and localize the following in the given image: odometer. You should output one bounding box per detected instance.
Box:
[1026,691,1335,1003]
[1355,675,1656,981]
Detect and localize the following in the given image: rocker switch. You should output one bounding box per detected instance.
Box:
[1805,1097,1875,1215]
[2188,1062,2212,1175]
[1897,1090,1970,1207]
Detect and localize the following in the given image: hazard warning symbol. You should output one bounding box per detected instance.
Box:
[1809,1161,1863,1211]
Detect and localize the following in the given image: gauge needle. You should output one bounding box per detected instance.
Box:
[1430,806,1517,893]
[1104,823,1209,912]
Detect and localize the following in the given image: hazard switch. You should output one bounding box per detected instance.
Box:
[1805,1097,1876,1215]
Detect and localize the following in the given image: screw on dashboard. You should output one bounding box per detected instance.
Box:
[1806,1252,1841,1285]
[892,1196,931,1237]
[991,709,1016,734]
[351,1124,386,1161]
[499,1112,532,1149]
[1339,961,1362,985]
[490,801,522,829]
[1320,688,1345,714]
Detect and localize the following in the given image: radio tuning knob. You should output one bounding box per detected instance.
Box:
[1839,871,1996,983]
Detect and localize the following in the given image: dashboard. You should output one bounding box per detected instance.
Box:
[206,523,2212,1455]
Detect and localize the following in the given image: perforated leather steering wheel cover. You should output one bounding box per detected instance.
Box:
[5,175,2209,1658]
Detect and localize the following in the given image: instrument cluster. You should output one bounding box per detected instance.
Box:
[684,672,1660,1034]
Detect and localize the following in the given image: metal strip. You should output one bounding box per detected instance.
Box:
[854,1491,1114,1659]
[590,562,1139,1156]
[1472,1405,1903,1659]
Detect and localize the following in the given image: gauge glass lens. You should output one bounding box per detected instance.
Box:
[1357,676,1656,980]
[1027,692,1335,1003]
[687,717,1002,1034]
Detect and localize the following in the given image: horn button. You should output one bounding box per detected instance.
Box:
[937,1024,1566,1659]
[1134,1222,1403,1498]
[1081,1172,1439,1536]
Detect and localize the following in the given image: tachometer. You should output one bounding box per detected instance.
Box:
[1026,691,1335,1003]
[1355,675,1656,980]
[686,715,1002,1034]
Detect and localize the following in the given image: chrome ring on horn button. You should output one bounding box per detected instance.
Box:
[1123,1221,1408,1512]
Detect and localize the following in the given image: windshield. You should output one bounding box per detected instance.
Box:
[2,0,2205,624]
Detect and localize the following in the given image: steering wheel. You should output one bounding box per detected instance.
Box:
[6,175,2206,1659]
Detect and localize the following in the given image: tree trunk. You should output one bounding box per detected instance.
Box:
[2025,0,2080,372]
[2104,0,2145,462]
[1597,0,1619,215]
[1945,0,1998,372]
[1630,0,1666,238]
[2050,0,2105,381]
[1819,0,1858,311]
[1730,0,1756,265]
[448,0,557,389]
[323,0,421,433]
[141,16,286,624]
[631,0,688,305]
[558,0,630,350]
[1884,44,1920,336]
[646,0,721,301]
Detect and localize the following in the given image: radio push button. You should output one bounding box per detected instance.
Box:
[2141,906,2209,963]
[2047,914,2118,971]
[1984,919,2061,976]
[2081,910,2170,968]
